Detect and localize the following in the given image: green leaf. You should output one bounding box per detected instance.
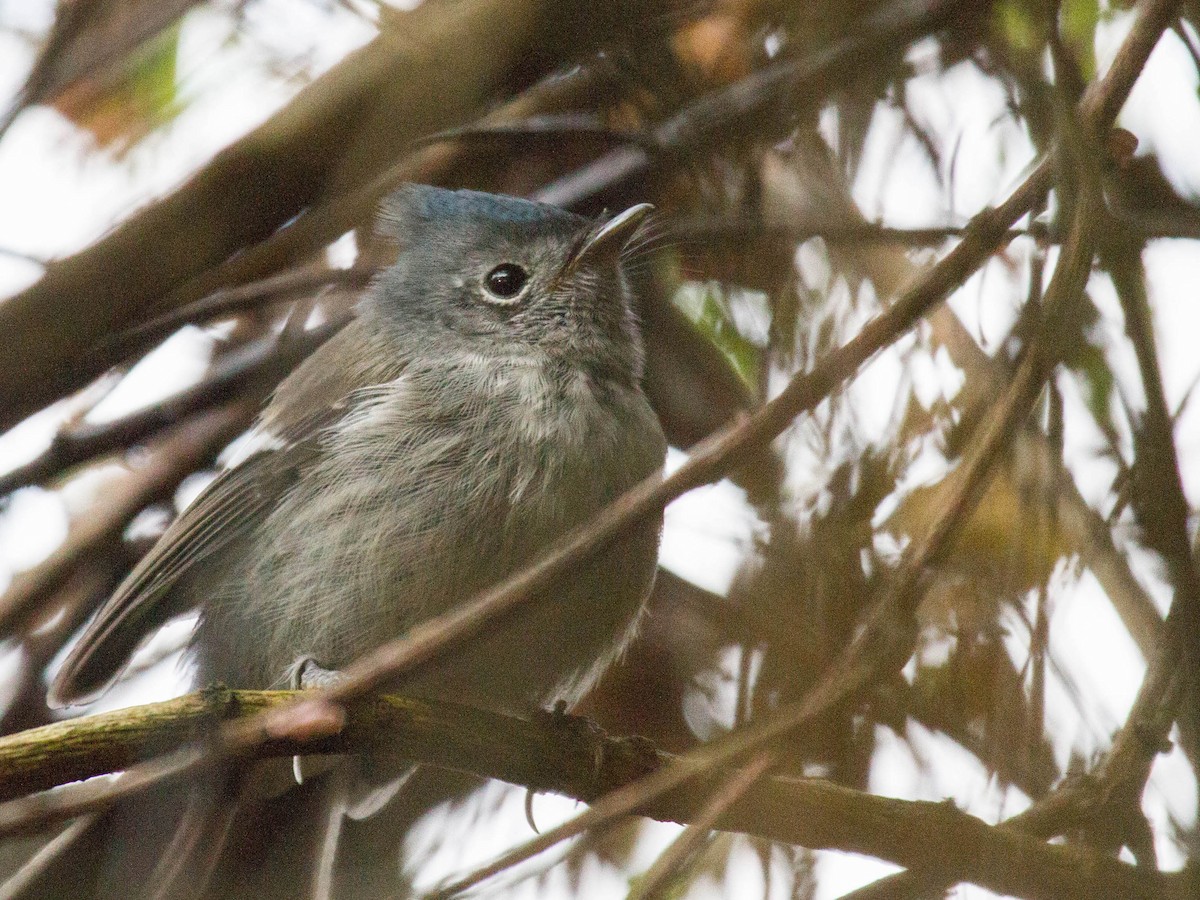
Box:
[674,283,761,393]
[1069,341,1116,427]
[992,0,1043,53]
[1061,0,1100,80]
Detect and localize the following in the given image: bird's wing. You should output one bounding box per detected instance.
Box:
[50,320,404,706]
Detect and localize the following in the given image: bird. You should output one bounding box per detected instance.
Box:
[29,184,667,899]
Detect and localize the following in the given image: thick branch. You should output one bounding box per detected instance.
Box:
[0,691,1182,900]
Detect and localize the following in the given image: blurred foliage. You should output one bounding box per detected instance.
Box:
[51,22,182,150]
[673,281,764,392]
[0,0,1199,897]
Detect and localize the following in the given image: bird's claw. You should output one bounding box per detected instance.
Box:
[287,655,346,690]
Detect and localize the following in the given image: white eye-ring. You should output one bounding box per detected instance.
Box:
[482,263,529,304]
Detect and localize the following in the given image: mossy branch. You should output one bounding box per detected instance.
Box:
[0,689,1187,900]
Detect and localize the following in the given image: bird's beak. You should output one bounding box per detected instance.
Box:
[571,203,654,267]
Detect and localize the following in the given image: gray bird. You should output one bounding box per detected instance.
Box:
[40,185,666,898]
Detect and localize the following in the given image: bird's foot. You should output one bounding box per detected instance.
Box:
[287,655,346,690]
[536,701,609,788]
[284,656,346,787]
[535,699,601,736]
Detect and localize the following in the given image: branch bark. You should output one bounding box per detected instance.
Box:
[0,690,1184,900]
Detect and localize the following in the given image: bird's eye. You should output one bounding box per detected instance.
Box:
[483,263,529,302]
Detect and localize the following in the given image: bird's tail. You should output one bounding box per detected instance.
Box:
[0,762,482,899]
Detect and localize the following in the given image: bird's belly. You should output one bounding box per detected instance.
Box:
[195,418,661,712]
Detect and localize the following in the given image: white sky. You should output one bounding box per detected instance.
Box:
[0,2,1199,897]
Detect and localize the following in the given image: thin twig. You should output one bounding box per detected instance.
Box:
[0,813,99,900]
[629,750,774,900]
[0,403,257,640]
[0,247,47,267]
[674,216,1200,251]
[535,0,974,208]
[104,266,371,361]
[0,321,345,498]
[411,114,651,152]
[1096,218,1200,803]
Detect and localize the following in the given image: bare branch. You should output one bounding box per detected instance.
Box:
[627,751,773,900]
[107,266,372,361]
[0,692,1182,900]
